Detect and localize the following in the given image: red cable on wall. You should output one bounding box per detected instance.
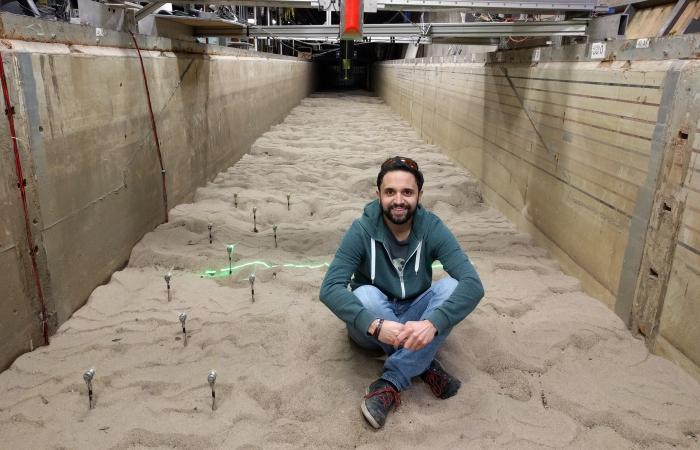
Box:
[0,51,50,346]
[130,32,169,223]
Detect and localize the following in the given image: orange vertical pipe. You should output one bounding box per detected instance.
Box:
[344,0,361,34]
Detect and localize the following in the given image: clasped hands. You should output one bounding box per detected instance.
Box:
[374,320,436,351]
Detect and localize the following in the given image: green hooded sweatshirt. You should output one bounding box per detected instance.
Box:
[319,199,484,335]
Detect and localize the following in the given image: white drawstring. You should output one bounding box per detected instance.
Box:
[414,241,422,273]
[370,238,376,284]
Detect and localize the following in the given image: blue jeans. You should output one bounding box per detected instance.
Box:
[347,276,458,391]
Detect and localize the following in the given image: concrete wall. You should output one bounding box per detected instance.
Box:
[0,113,44,366]
[374,36,700,380]
[654,80,700,381]
[0,14,313,371]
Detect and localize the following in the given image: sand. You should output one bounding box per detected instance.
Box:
[1,93,699,449]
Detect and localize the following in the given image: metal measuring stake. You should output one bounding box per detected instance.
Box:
[208,223,213,244]
[227,244,234,274]
[83,368,95,409]
[249,273,256,303]
[178,312,188,346]
[233,193,238,208]
[208,370,217,411]
[178,312,187,334]
[252,207,258,233]
[164,271,172,302]
[286,193,291,211]
[272,224,278,248]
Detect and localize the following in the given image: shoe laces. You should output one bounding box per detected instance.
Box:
[364,386,401,409]
[424,369,449,397]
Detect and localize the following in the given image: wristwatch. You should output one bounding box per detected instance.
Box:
[367,318,384,338]
[366,319,379,336]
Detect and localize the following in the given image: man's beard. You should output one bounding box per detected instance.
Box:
[382,203,415,225]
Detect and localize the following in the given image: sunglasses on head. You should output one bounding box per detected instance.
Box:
[381,156,419,171]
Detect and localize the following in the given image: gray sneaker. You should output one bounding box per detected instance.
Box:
[420,359,461,399]
[361,378,401,429]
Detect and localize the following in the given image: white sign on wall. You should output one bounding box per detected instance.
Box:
[590,42,606,59]
[532,48,541,62]
[636,38,651,49]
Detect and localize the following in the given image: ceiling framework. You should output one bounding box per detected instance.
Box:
[160,0,603,11]
[156,16,588,43]
[137,0,599,45]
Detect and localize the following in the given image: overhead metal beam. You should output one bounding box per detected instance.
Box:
[151,0,601,11]
[182,19,587,41]
[422,21,587,37]
[657,0,689,36]
[135,1,166,21]
[154,15,246,31]
[377,0,600,11]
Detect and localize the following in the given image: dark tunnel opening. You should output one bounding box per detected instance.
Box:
[312,41,406,92]
[278,9,420,92]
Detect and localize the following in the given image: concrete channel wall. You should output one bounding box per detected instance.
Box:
[374,36,700,380]
[0,14,313,371]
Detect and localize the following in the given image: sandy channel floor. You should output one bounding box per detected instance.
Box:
[1,93,699,449]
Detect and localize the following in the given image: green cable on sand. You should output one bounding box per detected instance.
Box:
[202,260,444,278]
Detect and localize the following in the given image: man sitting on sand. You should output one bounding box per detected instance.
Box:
[319,156,484,429]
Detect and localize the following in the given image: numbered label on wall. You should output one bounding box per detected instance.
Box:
[590,42,606,59]
[636,38,650,49]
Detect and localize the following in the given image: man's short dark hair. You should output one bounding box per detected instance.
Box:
[376,156,424,191]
